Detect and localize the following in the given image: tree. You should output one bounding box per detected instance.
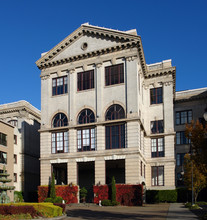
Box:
[183,153,207,203]
[111,176,116,203]
[80,187,87,203]
[50,173,56,200]
[185,120,207,177]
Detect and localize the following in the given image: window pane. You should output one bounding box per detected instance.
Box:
[52,76,68,96]
[105,64,124,86]
[176,112,180,125]
[176,132,180,145]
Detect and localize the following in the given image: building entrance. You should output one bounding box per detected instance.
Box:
[52,163,67,185]
[106,159,125,184]
[78,161,95,203]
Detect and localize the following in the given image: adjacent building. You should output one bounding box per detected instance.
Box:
[36,23,176,201]
[0,120,14,201]
[174,87,207,186]
[0,101,41,201]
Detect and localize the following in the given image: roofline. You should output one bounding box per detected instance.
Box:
[176,87,207,94]
[0,119,14,128]
[36,24,144,69]
[0,100,41,121]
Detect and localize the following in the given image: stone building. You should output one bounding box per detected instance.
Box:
[0,101,41,201]
[174,87,207,186]
[0,120,14,201]
[36,23,176,201]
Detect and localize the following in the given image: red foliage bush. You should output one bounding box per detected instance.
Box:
[93,184,143,206]
[38,185,78,204]
[93,185,108,203]
[0,205,37,217]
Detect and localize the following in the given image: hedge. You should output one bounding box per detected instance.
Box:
[0,205,37,218]
[94,184,143,206]
[38,185,78,204]
[0,203,63,218]
[146,190,177,203]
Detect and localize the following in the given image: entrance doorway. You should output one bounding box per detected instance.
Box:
[106,159,125,184]
[52,163,67,185]
[78,161,95,203]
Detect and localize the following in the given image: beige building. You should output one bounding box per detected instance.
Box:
[0,120,14,201]
[0,101,41,201]
[174,87,207,186]
[36,23,176,202]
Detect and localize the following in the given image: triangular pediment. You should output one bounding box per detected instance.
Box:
[36,23,144,69]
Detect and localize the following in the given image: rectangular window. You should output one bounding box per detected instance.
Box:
[152,166,164,186]
[51,132,69,153]
[14,135,17,144]
[176,110,192,125]
[105,124,125,149]
[151,120,164,134]
[176,131,190,145]
[0,151,7,164]
[151,137,164,157]
[150,87,163,105]
[105,63,124,86]
[52,76,68,96]
[176,153,185,166]
[14,173,17,182]
[141,161,143,176]
[77,70,94,91]
[0,133,7,146]
[14,154,17,164]
[77,128,95,151]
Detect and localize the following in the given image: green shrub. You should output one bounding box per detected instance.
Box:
[44,198,53,203]
[176,188,189,203]
[14,191,24,203]
[0,213,32,219]
[3,203,63,218]
[185,202,191,208]
[190,204,200,210]
[146,190,177,203]
[196,201,207,206]
[111,201,120,206]
[80,187,88,202]
[50,173,56,200]
[159,190,177,202]
[101,199,112,206]
[54,196,63,203]
[111,176,116,203]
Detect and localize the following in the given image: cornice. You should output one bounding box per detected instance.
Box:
[37,41,142,69]
[36,24,147,75]
[39,117,143,133]
[174,94,207,103]
[145,67,176,94]
[0,106,41,121]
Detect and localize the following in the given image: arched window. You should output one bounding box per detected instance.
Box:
[105,104,125,121]
[78,109,95,124]
[105,104,126,150]
[52,113,68,128]
[77,109,96,152]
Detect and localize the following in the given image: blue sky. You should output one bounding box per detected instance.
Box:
[0,0,206,110]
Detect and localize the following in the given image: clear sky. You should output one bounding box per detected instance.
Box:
[0,0,206,110]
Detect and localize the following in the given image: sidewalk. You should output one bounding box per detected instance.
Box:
[167,203,198,219]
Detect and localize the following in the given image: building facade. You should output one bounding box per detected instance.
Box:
[0,101,41,201]
[36,23,176,201]
[174,87,207,186]
[0,120,14,201]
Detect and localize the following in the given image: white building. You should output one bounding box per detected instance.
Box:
[36,23,176,202]
[0,101,41,201]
